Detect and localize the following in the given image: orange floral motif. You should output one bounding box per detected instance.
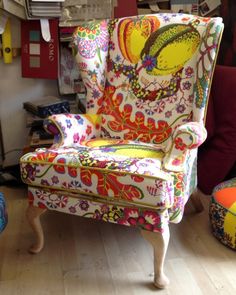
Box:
[31,151,58,163]
[103,100,172,143]
[176,173,184,191]
[81,168,143,201]
[101,85,173,143]
[68,167,77,178]
[53,158,66,174]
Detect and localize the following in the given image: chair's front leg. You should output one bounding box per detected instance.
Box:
[141,227,170,289]
[26,205,47,254]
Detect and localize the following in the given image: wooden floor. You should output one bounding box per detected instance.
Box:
[0,186,235,295]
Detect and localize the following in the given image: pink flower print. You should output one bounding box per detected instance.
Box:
[117,208,162,232]
[56,196,68,208]
[165,110,172,118]
[156,100,165,113]
[176,104,186,114]
[35,190,47,201]
[73,133,80,143]
[75,20,109,61]
[172,158,182,166]
[78,62,87,70]
[124,208,139,219]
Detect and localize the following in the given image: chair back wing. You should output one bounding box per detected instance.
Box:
[72,20,110,114]
[72,14,223,144]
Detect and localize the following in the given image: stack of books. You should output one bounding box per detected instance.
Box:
[23,96,70,148]
[23,96,70,118]
[199,0,221,17]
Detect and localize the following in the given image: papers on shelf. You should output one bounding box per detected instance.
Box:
[60,0,114,26]
[199,0,221,16]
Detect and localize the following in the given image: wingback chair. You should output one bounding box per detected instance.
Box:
[20,13,224,288]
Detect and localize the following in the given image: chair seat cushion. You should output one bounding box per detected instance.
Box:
[209,178,236,250]
[21,138,174,209]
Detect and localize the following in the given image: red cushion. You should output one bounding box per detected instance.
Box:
[198,65,236,194]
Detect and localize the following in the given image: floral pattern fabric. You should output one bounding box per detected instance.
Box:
[43,113,102,148]
[73,14,223,141]
[20,13,224,232]
[21,139,174,209]
[28,186,169,233]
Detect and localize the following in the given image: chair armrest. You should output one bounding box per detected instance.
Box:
[44,113,101,147]
[163,122,207,172]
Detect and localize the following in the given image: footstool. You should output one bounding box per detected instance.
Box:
[0,192,8,233]
[209,178,236,250]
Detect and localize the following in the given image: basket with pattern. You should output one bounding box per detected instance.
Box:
[209,178,236,250]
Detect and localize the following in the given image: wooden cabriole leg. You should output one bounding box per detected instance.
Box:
[26,205,47,254]
[141,227,170,289]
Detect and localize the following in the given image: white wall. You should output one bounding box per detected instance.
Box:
[0,16,58,167]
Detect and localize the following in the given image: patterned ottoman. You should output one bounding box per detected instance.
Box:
[0,192,8,233]
[209,178,236,250]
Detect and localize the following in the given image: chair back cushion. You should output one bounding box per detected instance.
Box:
[72,14,223,144]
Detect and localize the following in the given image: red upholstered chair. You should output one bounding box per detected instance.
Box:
[20,14,223,288]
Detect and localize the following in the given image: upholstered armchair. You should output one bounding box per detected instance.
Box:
[20,13,223,288]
